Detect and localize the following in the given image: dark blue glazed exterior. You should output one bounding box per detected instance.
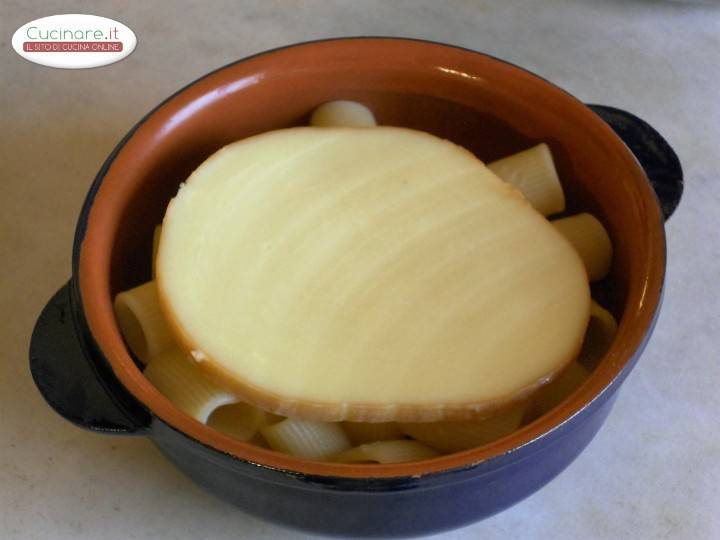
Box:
[31,281,644,537]
[152,389,621,537]
[29,39,681,537]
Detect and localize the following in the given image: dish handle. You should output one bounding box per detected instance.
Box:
[588,104,683,221]
[29,281,151,435]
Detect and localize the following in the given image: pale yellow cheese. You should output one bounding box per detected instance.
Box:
[157,127,590,422]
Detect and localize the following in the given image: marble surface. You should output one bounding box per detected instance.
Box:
[1,1,718,538]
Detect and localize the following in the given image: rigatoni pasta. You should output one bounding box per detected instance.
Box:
[113,281,174,364]
[207,402,269,442]
[310,100,377,127]
[143,348,237,423]
[260,418,351,459]
[552,213,613,281]
[487,143,565,216]
[332,440,440,464]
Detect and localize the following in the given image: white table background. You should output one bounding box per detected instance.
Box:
[2,1,718,538]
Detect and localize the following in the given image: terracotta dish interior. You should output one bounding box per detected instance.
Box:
[78,38,665,478]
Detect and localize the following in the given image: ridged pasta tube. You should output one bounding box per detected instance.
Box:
[552,213,613,281]
[143,348,237,423]
[260,418,351,459]
[487,143,565,216]
[310,100,377,127]
[332,440,440,463]
[114,281,174,364]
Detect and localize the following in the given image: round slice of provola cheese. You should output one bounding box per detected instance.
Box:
[157,127,590,423]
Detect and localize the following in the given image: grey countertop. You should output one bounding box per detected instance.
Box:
[2,1,718,538]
